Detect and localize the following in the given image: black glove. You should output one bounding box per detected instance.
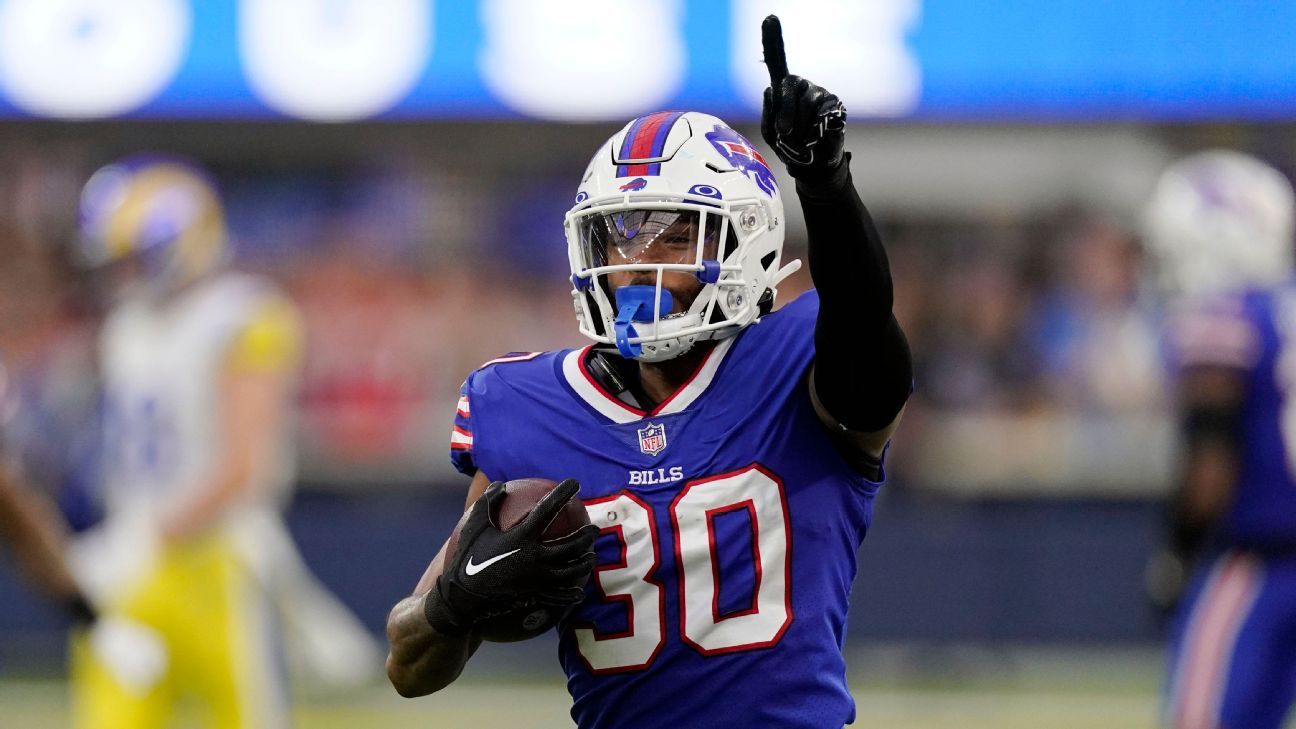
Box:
[760,15,848,183]
[65,594,97,626]
[424,478,598,636]
[1144,510,1209,625]
[1144,547,1190,625]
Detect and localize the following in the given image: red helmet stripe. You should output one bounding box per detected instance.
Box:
[616,111,685,177]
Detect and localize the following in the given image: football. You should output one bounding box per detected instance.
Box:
[446,478,593,642]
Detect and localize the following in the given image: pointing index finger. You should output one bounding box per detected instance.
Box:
[761,15,788,88]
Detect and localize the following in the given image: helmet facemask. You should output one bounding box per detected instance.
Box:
[567,191,783,362]
[566,111,798,361]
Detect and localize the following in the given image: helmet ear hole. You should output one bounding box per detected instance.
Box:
[760,251,776,270]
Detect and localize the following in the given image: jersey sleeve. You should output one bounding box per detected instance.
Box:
[224,296,304,375]
[449,376,478,476]
[447,352,547,479]
[1167,297,1263,372]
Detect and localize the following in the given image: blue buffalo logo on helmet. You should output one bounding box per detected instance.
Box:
[705,125,778,198]
[619,178,648,192]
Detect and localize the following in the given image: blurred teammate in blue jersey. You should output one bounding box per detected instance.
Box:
[0,358,95,622]
[1144,150,1296,729]
[386,16,913,728]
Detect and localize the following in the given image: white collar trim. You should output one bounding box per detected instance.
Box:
[561,336,736,424]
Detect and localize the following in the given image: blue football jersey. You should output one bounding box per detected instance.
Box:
[1168,281,1296,549]
[450,290,881,729]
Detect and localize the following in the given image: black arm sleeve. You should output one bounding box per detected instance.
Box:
[1169,398,1243,560]
[798,153,913,433]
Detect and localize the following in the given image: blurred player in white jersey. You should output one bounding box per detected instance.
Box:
[68,156,376,728]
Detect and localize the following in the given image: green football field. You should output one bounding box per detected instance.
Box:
[0,646,1172,729]
[0,678,1159,729]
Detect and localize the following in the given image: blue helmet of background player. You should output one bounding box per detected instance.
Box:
[74,155,228,300]
[566,111,799,362]
[1143,150,1295,298]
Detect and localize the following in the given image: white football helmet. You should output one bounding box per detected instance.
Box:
[1143,149,1295,298]
[565,111,800,362]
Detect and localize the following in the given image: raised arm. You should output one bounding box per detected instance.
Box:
[760,15,913,472]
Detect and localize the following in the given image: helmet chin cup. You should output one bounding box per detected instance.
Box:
[633,317,707,363]
[614,285,707,363]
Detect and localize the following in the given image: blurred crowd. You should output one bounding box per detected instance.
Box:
[0,141,1178,500]
[886,212,1173,495]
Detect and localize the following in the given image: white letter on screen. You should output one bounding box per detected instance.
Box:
[239,0,429,121]
[731,0,921,118]
[480,0,685,121]
[0,0,190,118]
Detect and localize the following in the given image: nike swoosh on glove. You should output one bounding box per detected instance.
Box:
[423,479,598,636]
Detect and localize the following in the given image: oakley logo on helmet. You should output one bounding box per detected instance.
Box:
[705,125,778,198]
[687,184,723,200]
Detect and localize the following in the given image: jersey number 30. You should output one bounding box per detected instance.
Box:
[571,464,792,673]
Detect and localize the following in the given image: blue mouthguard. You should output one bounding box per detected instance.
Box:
[613,285,674,358]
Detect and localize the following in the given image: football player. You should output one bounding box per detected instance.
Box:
[69,156,376,728]
[1144,150,1296,729]
[386,16,912,728]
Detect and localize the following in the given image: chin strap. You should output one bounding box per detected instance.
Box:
[613,285,673,359]
[772,259,802,287]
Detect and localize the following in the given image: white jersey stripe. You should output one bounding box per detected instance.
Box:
[563,348,641,424]
[561,336,738,424]
[450,428,474,447]
[482,352,543,367]
[1167,555,1232,725]
[1169,552,1263,729]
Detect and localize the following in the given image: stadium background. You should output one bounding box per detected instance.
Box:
[0,1,1292,726]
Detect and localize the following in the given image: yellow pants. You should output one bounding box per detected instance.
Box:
[70,534,287,729]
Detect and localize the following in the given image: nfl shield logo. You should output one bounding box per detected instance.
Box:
[638,422,667,456]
